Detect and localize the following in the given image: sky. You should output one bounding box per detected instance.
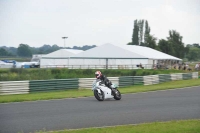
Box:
[0,0,200,48]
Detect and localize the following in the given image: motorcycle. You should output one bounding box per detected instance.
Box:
[92,79,121,101]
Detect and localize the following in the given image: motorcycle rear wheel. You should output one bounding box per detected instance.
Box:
[113,89,121,100]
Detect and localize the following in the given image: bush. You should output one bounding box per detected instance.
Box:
[0,68,188,81]
[10,68,23,74]
[51,68,62,75]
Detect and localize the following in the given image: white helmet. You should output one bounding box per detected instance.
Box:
[95,71,102,79]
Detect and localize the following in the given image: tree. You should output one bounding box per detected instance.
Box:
[192,43,200,48]
[167,30,185,58]
[186,44,193,48]
[158,39,174,55]
[81,45,96,51]
[127,42,132,45]
[52,44,60,51]
[0,46,16,56]
[140,42,146,46]
[17,44,32,57]
[145,34,157,49]
[138,20,144,45]
[132,20,139,45]
[186,47,200,61]
[9,47,17,56]
[30,47,39,54]
[0,48,10,56]
[130,19,152,46]
[184,47,190,58]
[144,20,150,44]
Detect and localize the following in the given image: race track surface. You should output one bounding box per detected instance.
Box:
[0,86,200,133]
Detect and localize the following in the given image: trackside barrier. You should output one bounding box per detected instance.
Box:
[78,77,119,89]
[133,76,144,85]
[119,76,134,87]
[182,73,192,80]
[29,78,79,92]
[143,75,159,85]
[170,73,180,80]
[0,81,29,95]
[119,72,199,87]
[0,72,198,95]
[192,72,198,79]
[79,78,96,89]
[158,74,171,83]
[119,76,145,87]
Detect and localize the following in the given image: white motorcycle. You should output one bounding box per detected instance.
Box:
[92,79,121,101]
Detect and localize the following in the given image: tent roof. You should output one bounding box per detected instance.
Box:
[120,45,181,60]
[72,44,181,60]
[42,49,83,58]
[72,44,147,59]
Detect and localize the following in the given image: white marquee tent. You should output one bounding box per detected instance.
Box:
[68,44,181,69]
[40,44,181,69]
[40,49,83,68]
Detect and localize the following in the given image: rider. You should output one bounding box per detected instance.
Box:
[95,71,114,93]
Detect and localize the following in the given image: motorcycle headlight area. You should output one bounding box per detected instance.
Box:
[111,84,118,88]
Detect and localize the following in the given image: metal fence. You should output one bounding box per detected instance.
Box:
[40,64,196,70]
[0,72,198,95]
[41,64,156,69]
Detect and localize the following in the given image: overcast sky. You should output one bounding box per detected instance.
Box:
[0,0,200,48]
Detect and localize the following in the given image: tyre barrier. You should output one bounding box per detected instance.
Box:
[0,72,198,95]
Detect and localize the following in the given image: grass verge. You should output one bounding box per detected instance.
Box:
[0,79,200,103]
[35,119,200,133]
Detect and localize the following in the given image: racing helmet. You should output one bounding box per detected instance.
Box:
[95,71,102,79]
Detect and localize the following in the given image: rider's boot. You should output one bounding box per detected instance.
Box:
[108,85,115,96]
[110,87,115,96]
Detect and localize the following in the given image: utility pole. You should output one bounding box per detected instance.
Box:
[62,37,68,48]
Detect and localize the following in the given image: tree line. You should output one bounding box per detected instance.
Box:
[0,44,96,57]
[128,19,200,61]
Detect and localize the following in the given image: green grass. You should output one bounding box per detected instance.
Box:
[0,78,200,103]
[0,89,92,103]
[35,119,200,133]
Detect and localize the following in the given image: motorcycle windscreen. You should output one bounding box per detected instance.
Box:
[92,79,101,90]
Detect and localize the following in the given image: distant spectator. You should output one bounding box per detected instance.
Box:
[183,64,189,70]
[199,63,200,70]
[178,64,182,70]
[195,63,199,71]
[156,63,159,69]
[153,64,157,69]
[139,63,144,69]
[174,65,176,69]
[173,63,177,69]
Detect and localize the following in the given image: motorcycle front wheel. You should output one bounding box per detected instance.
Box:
[94,89,105,101]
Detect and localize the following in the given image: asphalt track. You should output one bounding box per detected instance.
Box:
[0,86,200,133]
